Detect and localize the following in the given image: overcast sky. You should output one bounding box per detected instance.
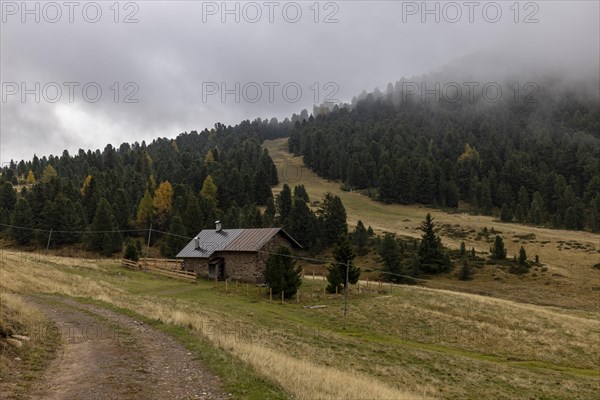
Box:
[1,0,598,163]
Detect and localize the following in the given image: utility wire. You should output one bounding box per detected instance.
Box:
[2,221,593,309]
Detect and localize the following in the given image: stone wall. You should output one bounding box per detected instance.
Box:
[223,234,293,283]
[182,258,209,277]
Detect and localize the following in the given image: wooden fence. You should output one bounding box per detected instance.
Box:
[121,258,196,282]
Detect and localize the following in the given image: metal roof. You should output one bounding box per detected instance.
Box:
[175,228,301,259]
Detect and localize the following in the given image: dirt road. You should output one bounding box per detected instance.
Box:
[27,296,227,400]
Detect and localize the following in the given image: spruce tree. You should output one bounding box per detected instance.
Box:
[460,241,466,257]
[352,220,369,255]
[263,197,276,227]
[286,197,316,248]
[500,203,512,222]
[10,199,34,244]
[183,194,204,237]
[113,188,131,230]
[264,246,302,298]
[124,239,139,261]
[89,198,121,255]
[518,246,527,266]
[277,184,292,225]
[293,185,309,202]
[379,233,402,282]
[378,165,395,203]
[490,235,507,260]
[327,236,360,293]
[417,213,450,273]
[162,216,188,258]
[457,258,472,280]
[317,193,348,247]
[0,182,16,211]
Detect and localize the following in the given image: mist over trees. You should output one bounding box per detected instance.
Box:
[289,77,600,232]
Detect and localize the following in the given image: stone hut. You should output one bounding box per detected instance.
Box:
[176,221,302,283]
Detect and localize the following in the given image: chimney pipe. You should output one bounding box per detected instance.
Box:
[194,236,200,249]
[215,220,222,232]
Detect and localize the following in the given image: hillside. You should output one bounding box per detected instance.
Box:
[1,250,599,399]
[289,78,600,232]
[264,138,600,311]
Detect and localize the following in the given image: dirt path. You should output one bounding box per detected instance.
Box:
[26,296,227,400]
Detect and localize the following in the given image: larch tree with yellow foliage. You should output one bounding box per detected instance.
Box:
[136,189,154,228]
[41,165,58,183]
[26,170,36,185]
[152,181,174,229]
[200,175,218,209]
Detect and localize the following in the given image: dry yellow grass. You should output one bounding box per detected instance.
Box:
[264,138,600,310]
[0,251,431,399]
[2,250,599,399]
[0,291,59,398]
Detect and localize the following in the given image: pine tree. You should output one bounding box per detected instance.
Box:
[563,207,577,229]
[490,235,507,259]
[286,197,316,248]
[517,186,529,220]
[317,193,348,247]
[293,185,309,202]
[327,236,360,293]
[460,241,466,257]
[379,233,402,282]
[113,188,131,230]
[89,198,121,255]
[378,165,395,202]
[253,164,273,206]
[263,197,276,227]
[515,204,525,223]
[0,182,17,211]
[162,216,188,257]
[417,213,450,273]
[264,246,302,298]
[352,220,369,255]
[500,203,512,222]
[479,178,493,215]
[417,160,436,204]
[457,258,472,280]
[276,184,292,225]
[518,246,527,266]
[10,199,34,244]
[124,239,139,261]
[183,194,204,236]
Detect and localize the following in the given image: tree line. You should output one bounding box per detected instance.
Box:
[288,80,600,232]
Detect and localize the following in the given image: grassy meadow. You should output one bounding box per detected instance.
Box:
[264,138,600,312]
[1,249,599,399]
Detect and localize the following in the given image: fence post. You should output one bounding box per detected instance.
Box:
[281,290,284,305]
[270,287,272,302]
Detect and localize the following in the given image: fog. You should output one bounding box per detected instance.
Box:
[1,0,598,163]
